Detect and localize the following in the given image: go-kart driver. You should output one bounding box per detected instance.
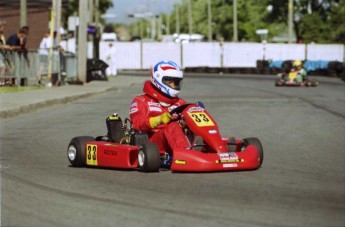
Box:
[291,60,308,83]
[129,60,191,154]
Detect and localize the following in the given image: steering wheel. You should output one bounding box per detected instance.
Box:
[169,103,193,115]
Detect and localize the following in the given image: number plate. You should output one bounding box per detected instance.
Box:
[187,112,215,127]
[86,144,98,166]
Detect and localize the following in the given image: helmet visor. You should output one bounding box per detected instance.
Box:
[162,76,183,90]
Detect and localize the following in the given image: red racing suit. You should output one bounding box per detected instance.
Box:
[129,80,190,154]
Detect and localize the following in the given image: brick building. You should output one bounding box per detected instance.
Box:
[0,0,67,49]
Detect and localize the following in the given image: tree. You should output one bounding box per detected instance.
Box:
[265,0,343,43]
[126,0,344,43]
[62,0,113,27]
[166,0,271,42]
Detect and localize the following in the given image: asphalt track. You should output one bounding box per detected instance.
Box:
[1,74,344,227]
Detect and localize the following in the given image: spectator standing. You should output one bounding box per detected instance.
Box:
[103,42,117,76]
[38,31,53,61]
[0,21,11,85]
[21,26,29,49]
[6,27,27,51]
[38,31,56,85]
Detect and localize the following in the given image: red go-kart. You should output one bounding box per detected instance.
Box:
[67,103,263,172]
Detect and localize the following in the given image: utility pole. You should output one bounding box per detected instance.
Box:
[175,4,180,34]
[48,1,56,82]
[88,0,93,23]
[55,0,62,46]
[158,15,162,40]
[207,0,212,41]
[288,0,294,43]
[233,0,238,42]
[166,0,170,35]
[151,15,156,40]
[77,0,88,83]
[20,0,27,27]
[95,0,100,59]
[188,0,192,37]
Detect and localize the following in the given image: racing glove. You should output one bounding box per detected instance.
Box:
[149,112,172,128]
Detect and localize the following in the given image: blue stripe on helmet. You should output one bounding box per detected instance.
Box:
[154,78,171,96]
[154,60,180,73]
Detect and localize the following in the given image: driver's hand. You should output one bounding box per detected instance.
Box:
[149,112,172,128]
[171,113,179,120]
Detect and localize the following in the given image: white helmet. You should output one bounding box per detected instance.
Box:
[151,60,183,97]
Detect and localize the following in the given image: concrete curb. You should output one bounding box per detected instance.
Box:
[0,86,119,119]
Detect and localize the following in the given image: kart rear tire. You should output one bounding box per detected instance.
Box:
[67,136,94,167]
[243,137,264,167]
[138,142,160,172]
[311,80,318,87]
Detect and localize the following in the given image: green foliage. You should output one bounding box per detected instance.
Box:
[330,1,345,43]
[264,0,343,43]
[64,0,343,43]
[165,0,343,43]
[168,0,283,42]
[62,0,113,27]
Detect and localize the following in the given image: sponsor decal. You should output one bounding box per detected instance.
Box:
[228,152,238,158]
[209,130,217,134]
[148,102,161,107]
[104,143,118,146]
[218,152,238,160]
[187,107,205,113]
[174,160,186,165]
[149,107,162,112]
[130,102,137,108]
[216,152,238,163]
[104,150,118,156]
[129,107,138,114]
[216,159,244,163]
[223,163,238,168]
[218,153,229,159]
[216,152,242,164]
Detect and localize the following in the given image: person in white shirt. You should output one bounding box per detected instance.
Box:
[38,31,56,84]
[39,31,54,57]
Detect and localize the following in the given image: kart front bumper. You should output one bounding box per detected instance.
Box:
[170,145,261,172]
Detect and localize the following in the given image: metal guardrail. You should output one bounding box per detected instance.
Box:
[0,49,61,86]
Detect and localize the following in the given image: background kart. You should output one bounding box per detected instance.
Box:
[67,103,263,172]
[275,72,318,87]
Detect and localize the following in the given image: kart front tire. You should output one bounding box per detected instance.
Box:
[138,142,160,172]
[243,137,264,167]
[67,136,94,167]
[275,79,283,86]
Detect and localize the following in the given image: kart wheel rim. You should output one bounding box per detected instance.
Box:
[138,150,145,167]
[68,145,77,161]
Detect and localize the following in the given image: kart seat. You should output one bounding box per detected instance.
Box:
[106,114,125,143]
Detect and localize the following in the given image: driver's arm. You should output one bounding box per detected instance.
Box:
[129,97,152,132]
